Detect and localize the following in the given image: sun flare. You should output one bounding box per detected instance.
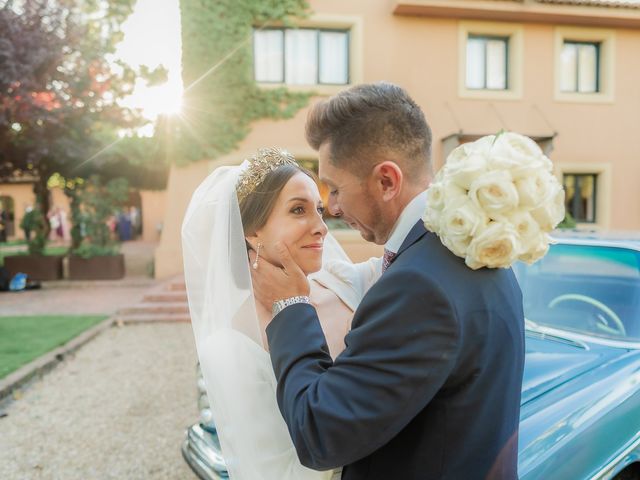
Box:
[115,0,183,123]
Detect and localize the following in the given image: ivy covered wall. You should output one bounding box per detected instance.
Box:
[177,0,313,164]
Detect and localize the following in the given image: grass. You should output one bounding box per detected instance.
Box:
[1,240,27,247]
[0,315,108,379]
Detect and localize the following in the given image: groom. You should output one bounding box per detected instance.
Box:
[251,82,525,479]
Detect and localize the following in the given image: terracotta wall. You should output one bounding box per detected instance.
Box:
[154,161,211,278]
[0,184,35,240]
[0,185,72,240]
[0,183,162,243]
[140,190,167,243]
[154,0,640,277]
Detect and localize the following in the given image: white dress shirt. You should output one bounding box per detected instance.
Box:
[384,190,428,254]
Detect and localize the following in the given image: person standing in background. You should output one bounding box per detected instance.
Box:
[0,201,7,243]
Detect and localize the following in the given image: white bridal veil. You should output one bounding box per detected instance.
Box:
[181,160,373,479]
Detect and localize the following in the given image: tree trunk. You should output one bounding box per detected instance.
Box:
[64,185,83,250]
[33,172,51,240]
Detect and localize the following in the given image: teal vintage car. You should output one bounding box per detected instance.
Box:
[183,235,640,480]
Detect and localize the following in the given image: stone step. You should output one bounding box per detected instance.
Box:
[143,291,188,303]
[114,312,192,325]
[118,302,190,315]
[166,282,186,291]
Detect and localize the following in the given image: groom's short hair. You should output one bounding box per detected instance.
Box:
[305,82,433,180]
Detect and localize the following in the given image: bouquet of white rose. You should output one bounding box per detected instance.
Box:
[422,131,565,270]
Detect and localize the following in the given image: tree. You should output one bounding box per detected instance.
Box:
[0,0,163,233]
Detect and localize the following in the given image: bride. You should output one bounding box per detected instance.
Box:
[181,147,381,480]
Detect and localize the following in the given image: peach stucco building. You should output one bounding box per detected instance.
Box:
[155,0,640,277]
[0,181,166,244]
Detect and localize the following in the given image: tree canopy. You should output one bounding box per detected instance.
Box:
[0,0,167,195]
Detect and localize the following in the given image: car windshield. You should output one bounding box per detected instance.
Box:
[513,243,640,342]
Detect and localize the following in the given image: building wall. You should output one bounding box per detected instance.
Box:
[0,184,73,240]
[0,182,159,243]
[140,190,167,243]
[0,184,35,240]
[154,161,211,278]
[155,0,640,277]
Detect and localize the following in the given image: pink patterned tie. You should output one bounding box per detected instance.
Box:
[382,248,397,273]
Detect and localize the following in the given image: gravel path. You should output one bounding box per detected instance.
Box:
[0,323,199,480]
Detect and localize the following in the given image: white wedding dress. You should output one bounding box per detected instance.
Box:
[182,163,382,480]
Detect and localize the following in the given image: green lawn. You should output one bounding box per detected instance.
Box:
[0,315,108,379]
[1,240,27,247]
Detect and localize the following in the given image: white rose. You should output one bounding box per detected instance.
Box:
[422,205,442,234]
[511,156,555,180]
[433,166,445,183]
[518,232,551,265]
[531,185,566,231]
[489,132,549,179]
[445,143,471,168]
[490,132,542,164]
[470,135,496,156]
[540,154,554,172]
[425,181,446,211]
[441,195,489,238]
[443,179,468,200]
[515,170,559,209]
[507,209,540,241]
[469,170,519,217]
[465,221,521,270]
[446,152,489,190]
[442,233,472,258]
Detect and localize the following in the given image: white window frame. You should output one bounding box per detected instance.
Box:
[253,14,363,95]
[458,21,523,100]
[466,35,510,91]
[253,27,350,86]
[554,27,615,104]
[556,162,612,230]
[560,41,601,94]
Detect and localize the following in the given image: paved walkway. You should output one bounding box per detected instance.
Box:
[0,323,198,479]
[0,240,158,316]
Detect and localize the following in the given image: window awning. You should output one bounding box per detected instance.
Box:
[437,101,558,161]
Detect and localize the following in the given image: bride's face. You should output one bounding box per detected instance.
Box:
[250,172,328,275]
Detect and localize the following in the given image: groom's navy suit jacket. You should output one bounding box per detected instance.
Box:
[266,221,525,480]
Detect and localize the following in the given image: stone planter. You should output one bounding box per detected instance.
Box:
[4,254,65,281]
[68,254,125,280]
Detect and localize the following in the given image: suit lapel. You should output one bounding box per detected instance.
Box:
[390,220,429,267]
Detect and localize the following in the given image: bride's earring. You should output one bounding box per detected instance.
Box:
[252,243,262,270]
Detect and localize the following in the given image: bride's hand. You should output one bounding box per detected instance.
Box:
[249,242,311,313]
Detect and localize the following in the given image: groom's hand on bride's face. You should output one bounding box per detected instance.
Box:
[249,241,310,311]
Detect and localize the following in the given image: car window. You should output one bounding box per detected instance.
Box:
[514,244,640,342]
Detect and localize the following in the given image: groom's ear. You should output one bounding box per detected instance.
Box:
[372,161,403,202]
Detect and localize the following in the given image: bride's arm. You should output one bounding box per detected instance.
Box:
[325,257,382,301]
[198,331,333,480]
[310,280,353,359]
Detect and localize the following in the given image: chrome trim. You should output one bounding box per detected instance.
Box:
[550,236,640,251]
[526,322,640,350]
[589,431,640,480]
[525,320,589,350]
[181,424,229,480]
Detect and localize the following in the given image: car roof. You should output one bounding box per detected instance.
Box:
[551,229,640,251]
